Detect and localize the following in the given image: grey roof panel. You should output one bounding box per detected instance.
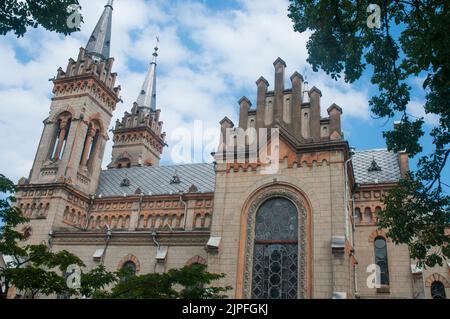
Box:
[96,163,215,197]
[96,149,399,197]
[85,1,114,60]
[352,149,401,185]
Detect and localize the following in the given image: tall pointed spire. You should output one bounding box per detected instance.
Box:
[85,0,114,60]
[110,41,165,169]
[136,44,159,112]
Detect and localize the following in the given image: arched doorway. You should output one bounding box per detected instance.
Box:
[252,197,298,299]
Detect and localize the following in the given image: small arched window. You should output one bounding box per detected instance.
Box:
[374,237,389,285]
[353,208,361,224]
[121,261,137,280]
[431,281,446,299]
[364,207,372,223]
[116,157,131,169]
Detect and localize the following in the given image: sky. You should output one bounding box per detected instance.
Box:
[0,0,446,187]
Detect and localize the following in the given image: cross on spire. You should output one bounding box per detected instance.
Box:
[136,38,160,112]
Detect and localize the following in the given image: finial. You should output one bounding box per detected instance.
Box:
[136,36,159,111]
[152,37,160,64]
[302,75,310,104]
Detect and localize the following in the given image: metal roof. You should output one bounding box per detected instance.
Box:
[96,149,400,197]
[352,149,401,185]
[96,163,215,197]
[136,47,158,112]
[85,0,114,60]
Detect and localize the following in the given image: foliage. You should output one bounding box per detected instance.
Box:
[0,0,82,37]
[95,264,231,299]
[288,0,449,266]
[0,174,115,299]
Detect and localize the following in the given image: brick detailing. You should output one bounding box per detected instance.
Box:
[117,254,141,273]
[138,212,184,229]
[368,229,390,243]
[425,273,450,288]
[186,255,207,266]
[193,211,212,229]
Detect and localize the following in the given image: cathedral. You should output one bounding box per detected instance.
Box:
[12,1,449,299]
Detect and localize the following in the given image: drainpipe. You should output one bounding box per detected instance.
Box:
[179,192,188,229]
[351,195,359,297]
[83,194,96,231]
[100,224,112,266]
[152,231,160,273]
[343,157,353,240]
[47,230,55,249]
[138,193,143,215]
[343,147,355,297]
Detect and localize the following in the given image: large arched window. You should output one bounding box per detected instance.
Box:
[51,112,72,161]
[374,236,389,285]
[252,197,298,299]
[431,281,446,299]
[80,121,101,169]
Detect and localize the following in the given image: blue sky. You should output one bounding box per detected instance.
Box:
[0,0,447,188]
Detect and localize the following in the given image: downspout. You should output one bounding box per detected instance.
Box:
[343,149,355,297]
[344,157,353,240]
[83,194,96,231]
[179,192,188,229]
[152,231,160,273]
[138,193,143,219]
[351,195,359,297]
[48,230,54,249]
[101,224,112,266]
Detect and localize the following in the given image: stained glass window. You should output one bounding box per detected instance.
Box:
[252,197,298,299]
[374,237,389,285]
[431,281,446,299]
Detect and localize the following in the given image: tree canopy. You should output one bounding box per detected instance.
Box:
[288,0,449,267]
[0,174,115,299]
[0,0,82,37]
[95,264,231,299]
[0,173,230,299]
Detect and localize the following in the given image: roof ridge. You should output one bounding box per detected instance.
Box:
[103,162,214,172]
[355,148,389,153]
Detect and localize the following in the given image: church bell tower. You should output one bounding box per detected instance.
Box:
[15,0,120,245]
[28,0,120,195]
[109,45,166,168]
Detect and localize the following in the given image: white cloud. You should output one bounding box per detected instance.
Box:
[407,100,440,126]
[0,0,371,182]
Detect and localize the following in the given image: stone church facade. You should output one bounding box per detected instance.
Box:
[12,1,449,299]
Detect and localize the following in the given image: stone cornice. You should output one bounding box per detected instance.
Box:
[52,92,114,117]
[92,192,214,203]
[53,73,119,101]
[52,230,210,246]
[112,126,166,147]
[17,182,91,202]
